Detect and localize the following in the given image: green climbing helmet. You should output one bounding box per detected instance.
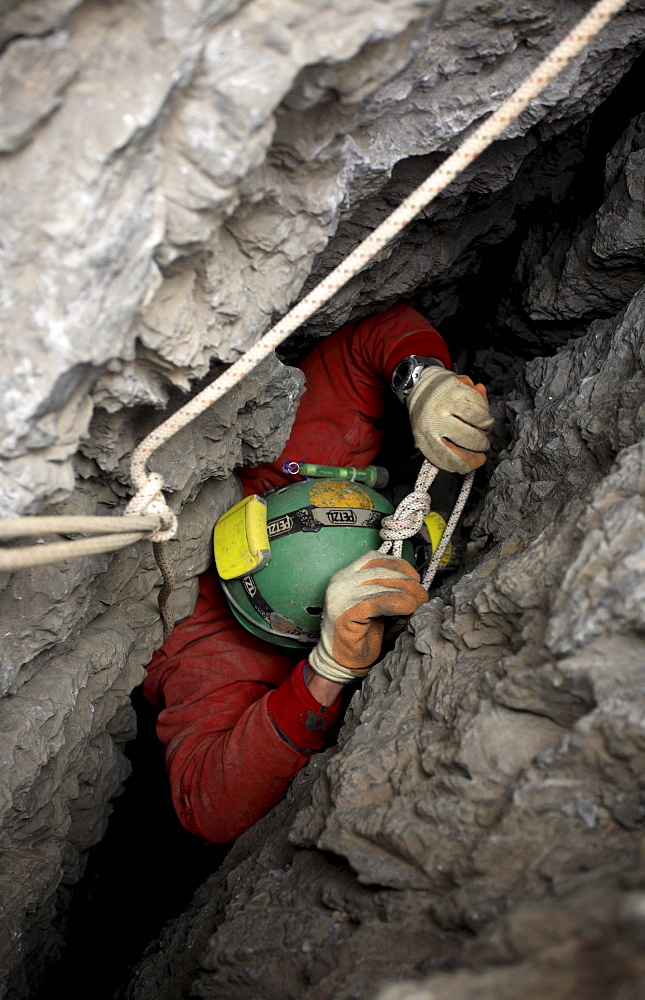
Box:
[214,478,414,649]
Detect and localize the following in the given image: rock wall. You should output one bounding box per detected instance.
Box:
[126,274,645,1000]
[1,0,645,997]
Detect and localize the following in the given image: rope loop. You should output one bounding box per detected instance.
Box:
[378,461,475,593]
[379,461,439,558]
[124,472,178,542]
[422,470,474,591]
[380,491,432,557]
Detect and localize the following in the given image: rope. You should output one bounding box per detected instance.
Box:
[0,515,160,538]
[378,462,475,590]
[123,472,178,542]
[0,532,147,572]
[421,471,474,590]
[379,462,475,649]
[379,463,439,558]
[0,0,626,585]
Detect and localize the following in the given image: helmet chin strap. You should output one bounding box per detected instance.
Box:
[219,578,318,644]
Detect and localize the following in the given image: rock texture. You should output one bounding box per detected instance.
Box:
[1,0,645,997]
[126,275,645,1000]
[0,353,302,998]
[129,71,645,1000]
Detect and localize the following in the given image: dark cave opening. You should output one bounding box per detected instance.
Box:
[25,43,645,1000]
[416,43,645,366]
[31,689,227,1000]
[400,44,645,481]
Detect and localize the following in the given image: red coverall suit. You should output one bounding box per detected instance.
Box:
[142,304,452,843]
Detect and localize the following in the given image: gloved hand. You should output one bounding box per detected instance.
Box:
[407,367,494,474]
[308,552,428,684]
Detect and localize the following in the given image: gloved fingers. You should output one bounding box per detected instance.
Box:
[350,558,423,587]
[329,580,426,669]
[450,382,494,431]
[353,570,428,603]
[326,556,421,612]
[336,563,425,609]
[324,557,426,629]
[412,369,492,422]
[413,433,483,474]
[352,554,420,577]
[330,551,410,582]
[440,413,491,452]
[441,439,488,471]
[455,375,490,403]
[349,581,428,620]
[312,559,427,681]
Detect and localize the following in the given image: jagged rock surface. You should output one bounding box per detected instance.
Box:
[127,114,645,1000]
[0,353,302,998]
[1,0,645,998]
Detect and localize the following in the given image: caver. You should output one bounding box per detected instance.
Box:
[142,303,493,843]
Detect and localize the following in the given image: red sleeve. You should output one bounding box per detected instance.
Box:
[143,304,448,842]
[142,574,341,844]
[345,302,452,380]
[241,303,452,496]
[266,662,342,753]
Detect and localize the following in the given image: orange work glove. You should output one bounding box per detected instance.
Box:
[308,552,428,684]
[407,367,494,474]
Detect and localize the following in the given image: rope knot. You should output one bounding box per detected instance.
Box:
[378,459,439,558]
[380,490,431,542]
[125,472,178,542]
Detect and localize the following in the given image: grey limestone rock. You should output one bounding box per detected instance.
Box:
[0,352,297,993]
[374,880,645,1000]
[126,149,645,1000]
[2,0,645,997]
[0,33,77,153]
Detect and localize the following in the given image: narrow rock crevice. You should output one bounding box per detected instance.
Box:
[1,3,645,999]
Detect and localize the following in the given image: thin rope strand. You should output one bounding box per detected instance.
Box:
[153,541,176,640]
[422,471,474,591]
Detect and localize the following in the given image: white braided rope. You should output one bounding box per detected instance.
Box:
[127,0,627,523]
[0,532,147,572]
[378,462,475,592]
[422,470,474,591]
[379,463,439,558]
[123,472,178,542]
[0,515,160,538]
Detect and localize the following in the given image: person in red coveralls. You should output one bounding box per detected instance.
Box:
[142,304,493,843]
